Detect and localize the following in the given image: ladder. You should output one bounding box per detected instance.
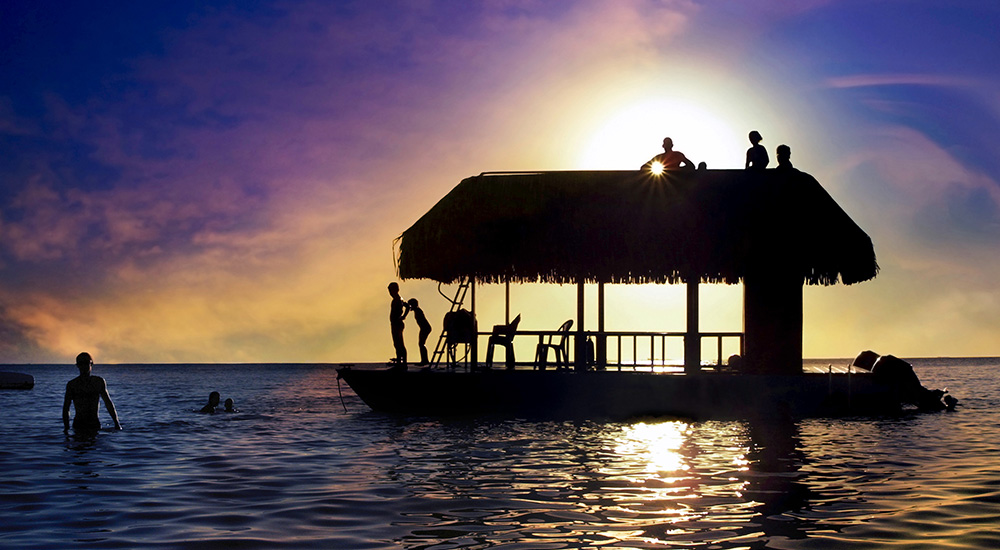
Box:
[430,280,471,367]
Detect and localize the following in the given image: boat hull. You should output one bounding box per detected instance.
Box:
[0,371,34,390]
[337,368,899,420]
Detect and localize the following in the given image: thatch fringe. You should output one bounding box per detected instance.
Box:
[398,170,878,286]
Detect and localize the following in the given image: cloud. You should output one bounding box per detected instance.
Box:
[4,0,998,362]
[0,1,711,362]
[825,73,980,89]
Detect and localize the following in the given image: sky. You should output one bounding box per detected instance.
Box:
[2,0,999,364]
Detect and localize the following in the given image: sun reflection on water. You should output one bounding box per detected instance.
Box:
[591,420,761,546]
[614,421,689,477]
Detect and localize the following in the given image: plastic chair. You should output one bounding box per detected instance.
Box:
[535,319,573,370]
[485,314,520,370]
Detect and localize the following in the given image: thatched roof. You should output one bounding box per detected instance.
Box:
[397,169,878,286]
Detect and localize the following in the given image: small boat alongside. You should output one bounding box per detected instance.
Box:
[0,371,34,390]
[340,169,955,419]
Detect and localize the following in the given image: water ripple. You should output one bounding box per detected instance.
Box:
[1,362,999,548]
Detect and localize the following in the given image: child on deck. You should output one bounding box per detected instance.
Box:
[406,298,433,366]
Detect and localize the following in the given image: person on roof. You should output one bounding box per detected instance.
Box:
[641,137,694,173]
[745,131,769,170]
[775,144,795,171]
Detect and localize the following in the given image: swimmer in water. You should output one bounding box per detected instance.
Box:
[200,391,221,414]
[63,352,122,433]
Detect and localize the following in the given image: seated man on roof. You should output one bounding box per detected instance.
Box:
[641,137,695,173]
[775,144,796,171]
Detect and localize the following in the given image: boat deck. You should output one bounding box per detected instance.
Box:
[364,363,864,375]
[336,364,891,420]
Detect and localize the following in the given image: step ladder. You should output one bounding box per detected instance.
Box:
[430,280,471,368]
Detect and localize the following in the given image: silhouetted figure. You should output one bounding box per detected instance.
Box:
[641,137,694,172]
[200,391,221,414]
[745,130,769,170]
[388,282,407,369]
[224,398,237,413]
[405,298,432,366]
[697,161,707,171]
[775,144,794,170]
[63,352,122,433]
[852,350,956,411]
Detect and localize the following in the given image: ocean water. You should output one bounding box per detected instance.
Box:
[1,359,998,549]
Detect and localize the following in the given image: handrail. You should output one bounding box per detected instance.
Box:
[471,329,744,370]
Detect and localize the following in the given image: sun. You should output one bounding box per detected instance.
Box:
[577,99,744,170]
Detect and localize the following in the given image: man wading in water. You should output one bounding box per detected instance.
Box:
[63,352,122,434]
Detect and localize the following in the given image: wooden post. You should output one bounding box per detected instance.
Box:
[505,281,510,324]
[685,278,701,374]
[597,282,606,369]
[471,279,478,367]
[743,271,802,375]
[576,281,585,371]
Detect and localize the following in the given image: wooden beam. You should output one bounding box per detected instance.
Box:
[576,281,585,371]
[685,278,700,373]
[471,279,478,366]
[505,281,510,324]
[597,282,606,369]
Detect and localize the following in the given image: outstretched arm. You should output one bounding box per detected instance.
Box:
[100,381,122,430]
[62,385,72,432]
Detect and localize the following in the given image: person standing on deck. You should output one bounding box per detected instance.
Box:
[745,130,769,170]
[405,298,433,366]
[63,352,122,433]
[641,137,694,172]
[388,282,408,369]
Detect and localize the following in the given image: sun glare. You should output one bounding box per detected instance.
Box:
[649,160,665,175]
[578,99,744,170]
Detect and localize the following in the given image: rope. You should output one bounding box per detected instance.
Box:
[337,373,348,413]
[438,281,456,304]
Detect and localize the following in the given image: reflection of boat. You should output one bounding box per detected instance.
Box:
[339,169,942,419]
[0,371,34,390]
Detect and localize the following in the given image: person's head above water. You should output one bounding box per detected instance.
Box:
[76,352,93,375]
[208,391,221,407]
[224,398,235,412]
[749,130,762,145]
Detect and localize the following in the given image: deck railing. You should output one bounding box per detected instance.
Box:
[598,331,744,371]
[464,330,744,371]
